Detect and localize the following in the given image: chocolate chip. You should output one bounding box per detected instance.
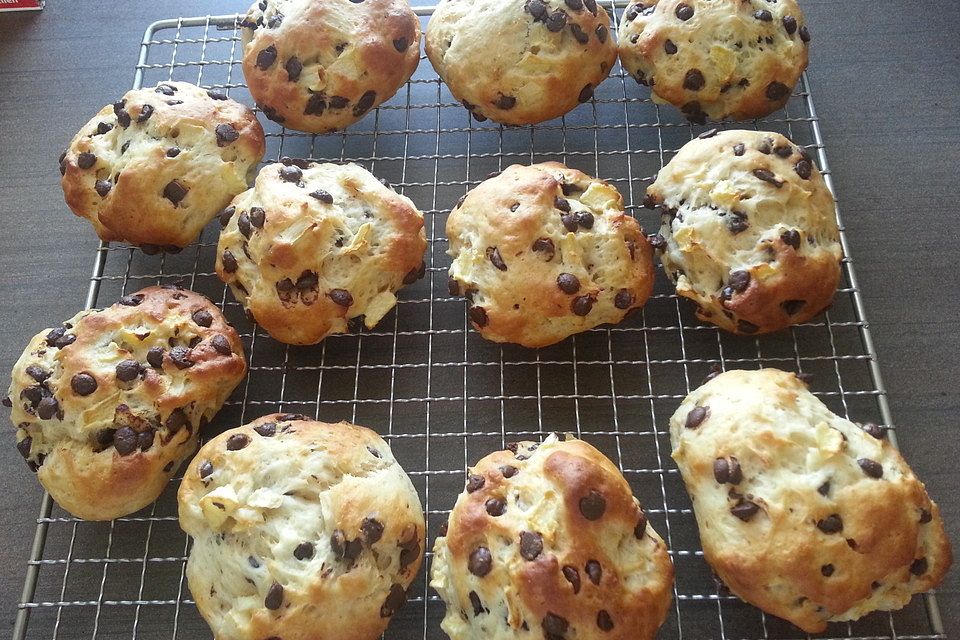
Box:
[165,408,189,433]
[329,95,349,109]
[3,396,13,408]
[857,458,883,479]
[713,457,742,484]
[754,9,772,21]
[795,159,812,180]
[564,0,582,9]
[16,436,32,459]
[353,90,377,117]
[752,168,783,187]
[468,547,492,576]
[733,143,745,156]
[614,289,634,310]
[634,511,648,538]
[138,430,155,452]
[115,108,131,129]
[76,152,97,170]
[281,56,303,82]
[818,481,831,496]
[115,359,141,382]
[560,213,578,232]
[545,9,566,31]
[577,84,594,103]
[256,45,277,70]
[799,25,811,42]
[562,565,581,593]
[783,15,798,34]
[595,24,607,43]
[169,346,194,369]
[774,145,793,159]
[571,295,594,316]
[486,246,507,271]
[205,89,228,101]
[731,499,760,521]
[196,461,213,481]
[68,372,97,396]
[583,0,597,14]
[781,229,801,249]
[683,69,705,91]
[250,422,276,438]
[468,590,484,616]
[736,319,759,334]
[227,433,250,451]
[380,584,406,617]
[95,121,114,135]
[215,123,240,147]
[675,3,693,20]
[685,406,708,429]
[576,211,595,229]
[526,0,548,20]
[469,306,488,327]
[495,94,517,110]
[20,386,42,408]
[145,346,164,369]
[136,104,154,123]
[817,514,843,534]
[46,328,76,349]
[113,427,138,455]
[585,559,602,585]
[264,582,283,610]
[569,23,589,44]
[910,557,928,576]
[466,474,485,492]
[766,81,790,102]
[95,180,112,197]
[579,490,606,520]
[163,180,188,205]
[485,498,506,516]
[664,39,678,55]
[531,237,556,261]
[392,36,410,52]
[920,508,932,524]
[556,273,580,295]
[403,261,426,285]
[155,84,177,97]
[782,299,805,315]
[304,93,326,116]
[187,309,213,329]
[597,610,614,631]
[221,249,242,275]
[726,270,750,294]
[25,366,49,383]
[329,289,353,308]
[279,165,302,183]
[543,613,568,637]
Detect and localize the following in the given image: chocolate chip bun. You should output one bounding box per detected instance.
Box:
[446,162,655,347]
[178,414,425,640]
[3,286,246,520]
[425,0,616,124]
[431,434,674,640]
[646,130,841,335]
[216,160,426,344]
[618,0,810,123]
[240,0,420,132]
[60,81,265,252]
[670,369,952,632]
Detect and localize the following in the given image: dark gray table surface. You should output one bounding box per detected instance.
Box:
[0,1,957,638]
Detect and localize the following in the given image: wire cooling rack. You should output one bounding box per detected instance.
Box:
[12,7,947,640]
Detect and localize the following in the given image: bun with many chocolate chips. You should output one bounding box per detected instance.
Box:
[216,160,426,344]
[60,81,265,252]
[431,433,674,640]
[670,369,952,633]
[425,0,617,124]
[446,162,655,348]
[178,414,425,640]
[618,0,810,123]
[240,0,421,132]
[4,286,246,520]
[647,130,841,335]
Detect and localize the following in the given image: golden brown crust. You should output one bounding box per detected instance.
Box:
[647,130,841,335]
[5,286,246,520]
[425,0,617,124]
[216,161,426,344]
[670,369,953,632]
[179,415,424,640]
[618,0,810,122]
[430,434,674,640]
[61,81,265,249]
[241,0,421,132]
[447,162,655,348]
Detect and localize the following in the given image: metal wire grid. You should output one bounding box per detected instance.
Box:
[12,7,946,640]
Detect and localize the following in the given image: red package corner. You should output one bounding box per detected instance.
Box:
[0,0,44,11]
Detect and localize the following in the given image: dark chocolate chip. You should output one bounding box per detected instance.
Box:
[254,422,277,437]
[781,229,801,249]
[95,121,114,135]
[753,168,783,187]
[77,152,97,170]
[545,10,567,31]
[115,108,131,128]
[595,24,608,43]
[207,89,228,101]
[393,37,409,52]
[495,94,517,110]
[215,123,240,146]
[556,273,580,294]
[585,559,602,585]
[570,23,589,44]
[728,270,750,293]
[279,165,302,183]
[583,0,597,15]
[264,582,283,610]
[519,531,543,560]
[166,408,189,432]
[292,541,314,560]
[754,9,772,21]
[486,247,507,271]
[766,81,790,101]
[137,104,154,123]
[910,557,928,576]
[571,294,594,316]
[713,457,742,484]
[198,460,214,479]
[597,610,614,631]
[115,359,141,382]
[25,365,50,383]
[20,386,42,408]
[774,145,793,159]
[113,427,138,455]
[564,0,582,9]
[119,293,145,307]
[163,180,188,205]
[353,90,377,117]
[329,289,353,307]
[469,306,488,327]
[731,499,760,521]
[138,430,155,452]
[817,514,843,534]
[561,213,578,232]
[614,289,634,310]
[675,3,693,20]
[576,211,594,229]
[227,433,250,451]
[146,346,165,369]
[329,95,349,109]
[248,207,266,230]
[577,84,594,103]
[468,546,492,576]
[818,481,831,496]
[169,346,194,369]
[526,0,548,20]
[284,56,303,82]
[2,396,11,408]
[664,39,678,55]
[16,436,32,459]
[783,15,798,35]
[360,517,385,545]
[466,474,485,492]
[304,93,327,116]
[858,458,884,479]
[543,613,569,637]
[634,511,648,538]
[683,69,705,91]
[799,25,811,42]
[733,143,746,156]
[190,309,213,328]
[469,590,484,616]
[256,45,277,70]
[561,565,582,594]
[499,465,518,479]
[36,396,60,420]
[579,490,606,520]
[861,423,887,439]
[795,159,812,180]
[95,180,113,197]
[782,299,805,315]
[685,406,708,429]
[485,498,506,516]
[380,584,406,617]
[821,564,834,577]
